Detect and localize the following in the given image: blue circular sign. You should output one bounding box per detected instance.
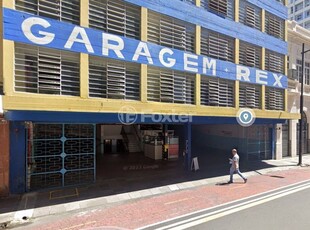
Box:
[236,109,256,127]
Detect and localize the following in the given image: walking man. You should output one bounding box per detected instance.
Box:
[228,149,247,183]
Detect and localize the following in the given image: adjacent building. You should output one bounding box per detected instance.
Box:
[288,0,310,29]
[0,0,297,195]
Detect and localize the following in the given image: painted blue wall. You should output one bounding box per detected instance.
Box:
[3,8,287,88]
[9,122,26,194]
[124,0,287,54]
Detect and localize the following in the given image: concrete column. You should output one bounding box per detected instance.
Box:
[290,120,298,157]
[275,124,282,160]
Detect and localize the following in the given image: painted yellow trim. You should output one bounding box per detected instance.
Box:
[235,0,239,22]
[80,0,89,27]
[235,81,239,109]
[284,55,288,76]
[285,0,288,6]
[196,0,201,7]
[195,74,201,106]
[235,39,239,64]
[261,9,265,32]
[3,94,299,120]
[141,7,148,42]
[261,48,265,70]
[80,53,89,99]
[140,64,147,102]
[261,85,265,110]
[195,26,201,55]
[284,20,288,42]
[284,89,288,112]
[3,0,14,8]
[3,40,14,95]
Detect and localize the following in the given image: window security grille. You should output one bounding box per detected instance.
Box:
[148,11,195,53]
[147,67,195,104]
[201,29,234,62]
[89,57,140,100]
[200,0,234,20]
[15,44,80,96]
[265,87,284,111]
[239,0,261,30]
[201,77,234,107]
[89,0,140,39]
[239,41,261,68]
[265,12,285,40]
[15,0,80,25]
[239,83,261,109]
[265,50,284,74]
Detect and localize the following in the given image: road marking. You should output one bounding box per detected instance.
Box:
[165,197,194,205]
[138,178,310,230]
[157,182,310,230]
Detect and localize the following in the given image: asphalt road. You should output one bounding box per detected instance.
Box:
[191,187,310,230]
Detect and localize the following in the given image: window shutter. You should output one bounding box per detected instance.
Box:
[265,87,284,111]
[265,12,284,40]
[239,0,261,30]
[201,29,234,62]
[89,57,140,100]
[239,41,261,68]
[15,44,80,96]
[147,67,195,104]
[239,83,261,109]
[89,0,140,39]
[201,0,234,20]
[148,11,195,53]
[201,77,234,107]
[265,50,284,74]
[15,0,80,25]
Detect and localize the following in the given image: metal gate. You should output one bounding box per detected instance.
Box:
[26,123,96,191]
[282,124,289,157]
[246,125,272,160]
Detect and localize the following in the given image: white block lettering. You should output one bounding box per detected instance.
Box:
[64,27,94,53]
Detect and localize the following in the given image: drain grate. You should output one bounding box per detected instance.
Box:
[49,188,79,200]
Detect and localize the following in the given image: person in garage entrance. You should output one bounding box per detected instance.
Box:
[228,148,247,184]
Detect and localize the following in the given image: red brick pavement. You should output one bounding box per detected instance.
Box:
[29,168,310,230]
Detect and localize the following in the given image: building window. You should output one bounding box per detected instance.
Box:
[297,60,310,85]
[89,57,140,100]
[265,87,284,111]
[295,2,303,12]
[15,0,80,25]
[265,49,285,74]
[295,14,303,21]
[201,28,234,62]
[148,11,195,53]
[180,0,195,5]
[201,0,234,20]
[239,41,261,68]
[265,12,285,40]
[15,44,80,96]
[239,0,261,30]
[239,83,261,109]
[201,77,234,107]
[147,67,195,104]
[89,0,140,39]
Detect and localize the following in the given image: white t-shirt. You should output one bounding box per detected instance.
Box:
[231,154,240,169]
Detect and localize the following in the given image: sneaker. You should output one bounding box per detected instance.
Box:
[228,181,233,184]
[244,178,247,183]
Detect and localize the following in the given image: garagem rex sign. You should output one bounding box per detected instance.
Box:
[3,8,287,89]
